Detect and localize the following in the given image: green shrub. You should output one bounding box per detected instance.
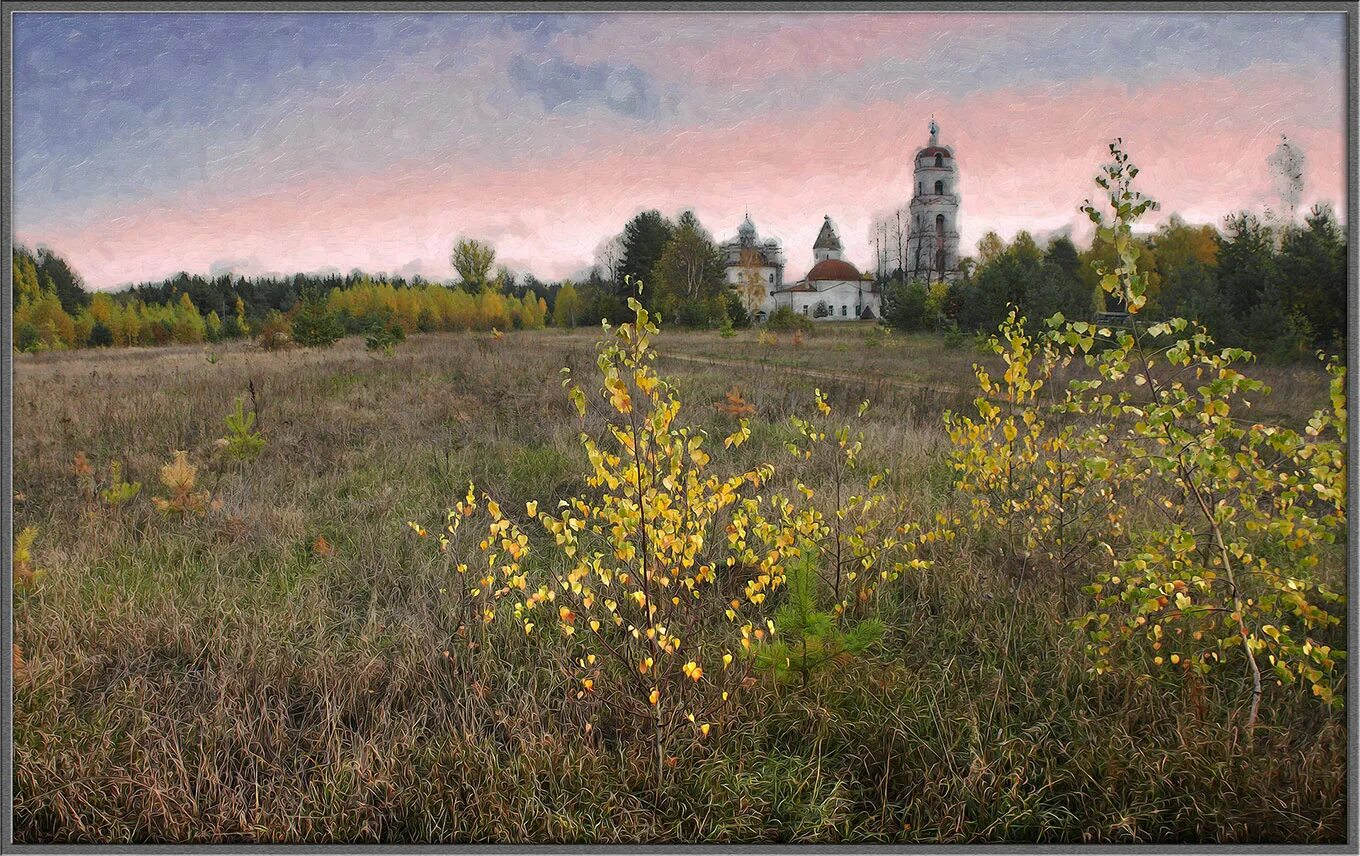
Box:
[291,300,344,348]
[941,320,965,349]
[766,306,812,333]
[365,318,406,355]
[221,396,266,461]
[15,322,41,353]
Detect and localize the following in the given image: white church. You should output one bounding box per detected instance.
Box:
[721,119,961,322]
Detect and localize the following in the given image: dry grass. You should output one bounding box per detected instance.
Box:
[11,326,1344,844]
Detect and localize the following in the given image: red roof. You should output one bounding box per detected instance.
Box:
[805,259,871,282]
[918,146,951,158]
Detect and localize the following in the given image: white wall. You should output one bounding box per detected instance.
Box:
[769,280,880,321]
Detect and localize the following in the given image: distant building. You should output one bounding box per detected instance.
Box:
[720,215,785,319]
[904,119,962,283]
[724,117,956,322]
[768,215,879,321]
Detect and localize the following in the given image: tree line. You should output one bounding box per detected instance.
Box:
[12,201,1346,359]
[881,204,1347,359]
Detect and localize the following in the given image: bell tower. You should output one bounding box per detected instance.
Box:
[905,119,961,283]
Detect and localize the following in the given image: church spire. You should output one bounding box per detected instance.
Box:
[813,215,843,261]
[929,116,939,145]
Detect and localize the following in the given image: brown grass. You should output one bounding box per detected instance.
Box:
[11,326,1344,844]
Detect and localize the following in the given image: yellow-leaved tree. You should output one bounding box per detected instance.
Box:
[413,284,809,792]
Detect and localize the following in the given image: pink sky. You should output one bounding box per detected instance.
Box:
[12,12,1349,289]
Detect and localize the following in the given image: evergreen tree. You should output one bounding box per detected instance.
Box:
[1217,212,1277,323]
[620,210,674,300]
[754,551,885,688]
[88,320,114,348]
[883,279,932,331]
[291,299,344,347]
[1278,205,1347,349]
[35,246,90,315]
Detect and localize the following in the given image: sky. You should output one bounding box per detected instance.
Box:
[10,11,1349,291]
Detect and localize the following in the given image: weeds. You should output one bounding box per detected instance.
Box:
[9,233,1345,842]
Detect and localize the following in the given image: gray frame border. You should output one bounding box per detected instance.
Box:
[0,1,1355,853]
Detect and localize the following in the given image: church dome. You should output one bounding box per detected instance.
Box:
[805,258,867,282]
[738,215,757,237]
[918,146,951,158]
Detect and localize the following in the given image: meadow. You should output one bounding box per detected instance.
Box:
[10,320,1346,844]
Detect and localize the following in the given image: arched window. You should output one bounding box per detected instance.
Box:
[935,214,945,235]
[934,180,945,195]
[934,154,944,167]
[917,182,922,195]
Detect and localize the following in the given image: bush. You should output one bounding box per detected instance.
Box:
[724,290,751,329]
[255,310,293,351]
[883,279,933,331]
[365,318,406,355]
[766,305,812,333]
[15,322,41,353]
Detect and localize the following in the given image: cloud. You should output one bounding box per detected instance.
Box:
[9,12,1347,290]
[508,54,661,119]
[208,258,256,278]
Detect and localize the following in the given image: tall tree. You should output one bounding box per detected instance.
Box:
[1277,204,1347,349]
[451,238,497,292]
[976,231,1005,265]
[1216,212,1276,323]
[552,281,582,328]
[619,210,673,300]
[35,246,89,314]
[12,247,43,309]
[649,210,724,323]
[593,234,625,291]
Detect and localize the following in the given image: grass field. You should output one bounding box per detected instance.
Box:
[10,322,1345,844]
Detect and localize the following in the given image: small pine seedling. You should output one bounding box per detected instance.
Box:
[755,550,885,688]
[152,451,212,515]
[100,461,142,507]
[222,396,266,460]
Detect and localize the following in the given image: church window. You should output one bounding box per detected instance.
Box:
[768,272,773,283]
[934,180,945,195]
[934,153,944,167]
[801,304,808,314]
[841,305,847,316]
